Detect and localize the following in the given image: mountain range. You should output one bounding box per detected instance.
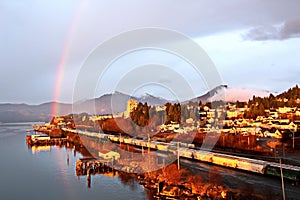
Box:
[0,85,270,123]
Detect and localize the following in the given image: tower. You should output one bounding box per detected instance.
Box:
[126,99,138,118]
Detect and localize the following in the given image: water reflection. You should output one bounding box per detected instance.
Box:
[31,145,51,154]
[67,154,69,166]
[0,126,147,200]
[87,172,91,189]
[25,135,300,200]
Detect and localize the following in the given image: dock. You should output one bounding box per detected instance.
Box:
[26,135,67,145]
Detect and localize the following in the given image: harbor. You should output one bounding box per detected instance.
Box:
[26,123,300,199]
[30,124,300,183]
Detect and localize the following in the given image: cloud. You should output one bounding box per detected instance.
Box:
[199,29,300,93]
[243,17,300,40]
[281,17,300,38]
[1,0,300,103]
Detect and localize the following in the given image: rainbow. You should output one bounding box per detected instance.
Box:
[51,1,88,197]
[52,0,87,116]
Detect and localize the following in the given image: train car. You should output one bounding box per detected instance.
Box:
[193,150,214,163]
[96,133,107,140]
[85,132,94,137]
[180,148,194,158]
[157,143,168,151]
[129,138,136,145]
[134,140,142,146]
[124,138,132,144]
[168,144,177,151]
[266,164,300,182]
[210,152,266,174]
[141,141,148,147]
[101,134,110,140]
[108,135,119,143]
[102,134,109,139]
[149,142,158,149]
[209,154,238,169]
[236,157,262,173]
[188,149,266,174]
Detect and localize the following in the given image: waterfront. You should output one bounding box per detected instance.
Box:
[2,123,300,199]
[0,124,148,200]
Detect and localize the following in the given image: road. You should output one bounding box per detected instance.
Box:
[181,158,300,199]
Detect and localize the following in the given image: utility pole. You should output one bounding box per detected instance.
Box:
[280,159,286,200]
[292,130,295,150]
[148,134,150,153]
[248,136,250,150]
[177,142,180,170]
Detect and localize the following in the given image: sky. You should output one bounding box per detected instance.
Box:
[1,0,300,104]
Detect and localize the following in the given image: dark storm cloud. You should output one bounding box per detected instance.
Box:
[244,17,300,40]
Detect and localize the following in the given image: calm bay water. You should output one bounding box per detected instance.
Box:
[1,124,300,200]
[0,124,148,200]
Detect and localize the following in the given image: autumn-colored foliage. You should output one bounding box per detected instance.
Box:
[162,164,181,185]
